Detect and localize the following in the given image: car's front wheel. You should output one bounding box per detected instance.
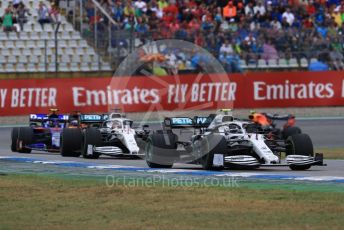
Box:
[11,127,19,152]
[145,131,178,168]
[17,127,33,153]
[81,128,101,159]
[286,133,314,170]
[200,135,226,171]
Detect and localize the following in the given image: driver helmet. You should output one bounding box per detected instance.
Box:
[112,120,122,129]
[46,120,59,128]
[70,120,78,126]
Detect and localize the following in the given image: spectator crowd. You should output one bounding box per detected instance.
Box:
[1,0,61,32]
[83,0,344,72]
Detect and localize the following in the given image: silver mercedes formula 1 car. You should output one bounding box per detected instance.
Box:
[61,112,145,159]
[142,110,325,170]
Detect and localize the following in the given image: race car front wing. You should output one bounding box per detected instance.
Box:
[221,153,326,168]
[92,146,144,156]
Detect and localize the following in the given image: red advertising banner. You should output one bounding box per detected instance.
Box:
[0,71,343,116]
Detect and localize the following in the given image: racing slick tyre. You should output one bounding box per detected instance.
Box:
[82,128,102,159]
[282,126,302,139]
[145,130,178,168]
[61,128,82,157]
[201,135,226,171]
[286,133,314,170]
[17,127,33,153]
[136,138,147,158]
[11,127,19,152]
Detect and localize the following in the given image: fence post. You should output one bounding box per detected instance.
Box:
[44,39,47,72]
[116,30,120,66]
[72,1,76,26]
[55,22,61,74]
[109,23,112,67]
[129,28,134,53]
[94,5,99,71]
[79,0,83,32]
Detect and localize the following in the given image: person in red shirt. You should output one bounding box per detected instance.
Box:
[188,17,201,31]
[169,20,180,34]
[162,11,174,24]
[306,2,316,15]
[164,2,178,18]
[303,17,314,28]
[186,0,198,9]
[190,5,202,20]
[194,31,204,46]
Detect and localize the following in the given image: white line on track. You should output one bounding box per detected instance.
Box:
[1,156,344,183]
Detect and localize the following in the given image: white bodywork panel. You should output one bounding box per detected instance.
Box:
[51,131,61,147]
[119,130,140,154]
[207,114,280,165]
[248,134,279,164]
[97,117,141,155]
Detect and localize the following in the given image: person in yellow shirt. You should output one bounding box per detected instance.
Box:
[158,0,168,11]
[332,8,342,27]
[124,2,135,17]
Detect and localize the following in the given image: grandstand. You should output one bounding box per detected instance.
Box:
[69,0,343,74]
[0,0,343,74]
[0,0,111,73]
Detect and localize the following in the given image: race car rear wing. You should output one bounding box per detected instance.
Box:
[29,114,69,122]
[79,114,108,123]
[264,113,295,121]
[163,116,214,129]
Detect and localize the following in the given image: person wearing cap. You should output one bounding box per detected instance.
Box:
[228,18,238,32]
[332,7,342,27]
[134,0,147,16]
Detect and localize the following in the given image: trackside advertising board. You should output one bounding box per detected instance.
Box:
[0,71,343,116]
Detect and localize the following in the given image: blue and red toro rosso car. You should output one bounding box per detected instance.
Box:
[11,110,69,153]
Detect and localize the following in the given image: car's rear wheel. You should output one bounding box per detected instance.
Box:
[145,131,178,168]
[11,127,19,152]
[61,128,82,157]
[17,127,33,153]
[282,126,302,139]
[82,128,101,159]
[286,133,314,170]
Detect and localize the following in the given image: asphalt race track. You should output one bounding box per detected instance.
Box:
[1,118,344,182]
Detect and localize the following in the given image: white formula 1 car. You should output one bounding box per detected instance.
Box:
[143,110,325,170]
[61,113,143,159]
